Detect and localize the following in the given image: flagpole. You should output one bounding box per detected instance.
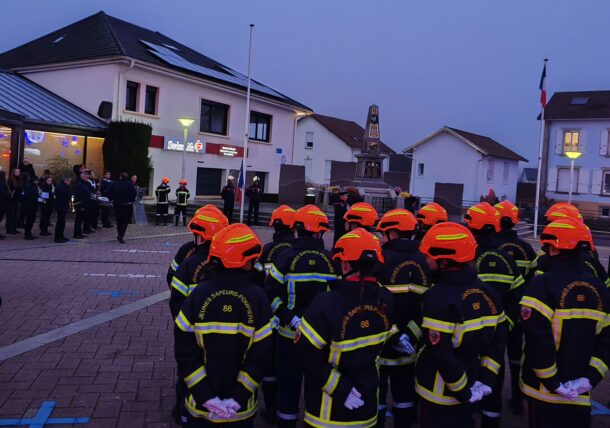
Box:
[240,24,254,224]
[533,58,548,238]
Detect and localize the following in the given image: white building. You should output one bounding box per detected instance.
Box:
[0,12,311,196]
[295,114,394,185]
[541,91,610,219]
[404,126,526,209]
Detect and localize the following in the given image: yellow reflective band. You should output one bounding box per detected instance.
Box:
[268,264,285,283]
[533,363,557,379]
[520,381,590,406]
[254,261,264,272]
[193,322,255,337]
[422,317,455,333]
[304,410,377,427]
[436,233,469,241]
[409,284,428,295]
[196,214,220,223]
[171,259,179,271]
[299,318,328,349]
[590,356,608,378]
[468,206,486,214]
[278,325,296,339]
[516,260,531,268]
[420,206,437,212]
[478,273,514,284]
[546,221,576,229]
[385,284,410,294]
[237,370,259,393]
[271,297,283,313]
[520,296,554,322]
[407,320,423,340]
[446,372,468,392]
[452,314,505,347]
[171,276,189,296]
[511,275,525,291]
[378,354,416,366]
[605,277,610,288]
[309,210,327,217]
[185,366,207,388]
[322,368,341,395]
[481,356,501,375]
[554,308,606,322]
[330,327,398,352]
[253,321,274,342]
[175,311,194,333]
[225,233,255,244]
[415,382,460,406]
[341,233,361,239]
[351,207,372,212]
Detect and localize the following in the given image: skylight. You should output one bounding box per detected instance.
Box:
[570,97,589,105]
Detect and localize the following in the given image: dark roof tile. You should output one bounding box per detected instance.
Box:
[542,91,610,120]
[311,114,395,154]
[447,127,527,162]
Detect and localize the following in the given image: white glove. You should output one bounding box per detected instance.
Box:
[221,398,241,418]
[203,397,228,419]
[289,316,302,329]
[567,378,592,395]
[472,380,492,397]
[392,333,415,355]
[344,387,364,410]
[555,383,578,400]
[468,385,484,403]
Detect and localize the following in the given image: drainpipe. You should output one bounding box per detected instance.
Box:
[115,60,135,120]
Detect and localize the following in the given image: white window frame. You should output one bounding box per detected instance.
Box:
[305,132,314,149]
[563,130,580,154]
[603,170,610,196]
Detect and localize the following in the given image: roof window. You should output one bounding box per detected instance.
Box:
[570,97,589,105]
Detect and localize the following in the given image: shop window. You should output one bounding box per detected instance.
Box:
[0,127,11,173]
[86,137,105,178]
[24,130,84,179]
[249,111,272,142]
[125,81,139,112]
[144,85,158,115]
[200,99,229,135]
[556,167,579,193]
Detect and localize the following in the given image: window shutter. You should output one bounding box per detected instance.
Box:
[555,129,563,154]
[547,167,558,192]
[601,130,609,156]
[591,170,603,195]
[577,168,589,194]
[579,129,587,154]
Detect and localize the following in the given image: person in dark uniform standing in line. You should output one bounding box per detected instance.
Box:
[0,171,9,240]
[221,175,236,224]
[332,192,349,244]
[414,202,448,241]
[72,170,91,239]
[38,175,54,236]
[100,171,113,228]
[246,176,262,226]
[87,171,100,231]
[6,168,22,234]
[110,172,136,244]
[175,179,190,226]
[21,173,39,240]
[54,176,72,243]
[155,177,171,226]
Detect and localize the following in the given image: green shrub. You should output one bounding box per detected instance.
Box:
[102,121,152,184]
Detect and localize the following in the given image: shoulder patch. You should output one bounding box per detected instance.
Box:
[521,306,532,321]
[294,329,302,344]
[429,330,440,345]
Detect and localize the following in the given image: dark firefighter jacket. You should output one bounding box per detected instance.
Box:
[174,268,274,422]
[535,250,610,289]
[297,277,397,428]
[520,255,610,410]
[176,187,190,206]
[169,242,211,318]
[167,240,197,286]
[496,229,537,280]
[155,184,171,204]
[252,231,295,286]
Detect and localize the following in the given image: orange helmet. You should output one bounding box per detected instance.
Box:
[416,202,448,227]
[343,202,379,227]
[179,179,187,185]
[464,202,501,232]
[292,204,329,233]
[420,222,477,263]
[541,217,594,251]
[377,209,417,233]
[544,203,583,222]
[161,177,170,184]
[495,200,519,224]
[332,227,384,263]
[208,224,262,269]
[269,205,296,228]
[187,204,229,240]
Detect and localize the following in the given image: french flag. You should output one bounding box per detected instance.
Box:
[539,63,547,108]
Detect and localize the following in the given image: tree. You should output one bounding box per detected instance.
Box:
[102,121,152,187]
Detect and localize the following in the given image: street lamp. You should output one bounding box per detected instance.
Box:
[565,150,582,203]
[177,118,195,180]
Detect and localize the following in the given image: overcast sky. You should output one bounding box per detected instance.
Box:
[3,0,610,164]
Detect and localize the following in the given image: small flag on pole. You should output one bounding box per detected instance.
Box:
[539,63,547,108]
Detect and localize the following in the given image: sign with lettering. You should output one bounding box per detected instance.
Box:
[165,138,204,153]
[205,142,244,157]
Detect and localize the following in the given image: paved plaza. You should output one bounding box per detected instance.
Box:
[0,224,609,427]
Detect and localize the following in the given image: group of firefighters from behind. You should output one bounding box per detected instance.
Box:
[165,196,610,428]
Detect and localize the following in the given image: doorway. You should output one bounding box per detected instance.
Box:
[196,167,223,195]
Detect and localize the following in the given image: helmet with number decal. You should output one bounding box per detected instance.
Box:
[332,227,384,263]
[343,202,379,228]
[464,202,501,233]
[208,223,263,268]
[377,208,417,233]
[416,202,448,226]
[420,222,477,263]
[187,204,229,240]
[293,204,329,233]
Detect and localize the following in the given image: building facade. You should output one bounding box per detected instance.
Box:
[542,91,610,219]
[0,12,310,196]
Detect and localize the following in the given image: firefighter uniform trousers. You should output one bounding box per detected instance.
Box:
[174,269,274,427]
[155,184,171,225]
[520,256,610,428]
[297,277,397,428]
[265,237,337,427]
[415,268,508,428]
[376,238,432,428]
[474,239,524,426]
[175,188,190,226]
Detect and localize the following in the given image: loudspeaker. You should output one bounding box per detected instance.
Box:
[97,101,113,119]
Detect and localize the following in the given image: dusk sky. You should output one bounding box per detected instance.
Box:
[3,0,610,165]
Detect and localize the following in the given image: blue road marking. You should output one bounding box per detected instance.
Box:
[94,290,140,298]
[0,401,90,426]
[591,400,610,416]
[160,242,178,246]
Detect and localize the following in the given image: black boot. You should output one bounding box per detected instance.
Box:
[393,406,413,428]
[376,407,387,428]
[509,362,523,415]
[155,216,159,226]
[261,379,277,423]
[175,217,179,226]
[183,217,187,226]
[164,216,168,226]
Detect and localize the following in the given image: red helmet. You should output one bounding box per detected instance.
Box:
[161,177,170,184]
[545,203,583,222]
[343,202,379,227]
[541,217,594,251]
[333,227,384,263]
[188,204,229,240]
[416,202,448,226]
[269,205,296,228]
[464,202,501,232]
[420,222,478,263]
[495,200,519,224]
[179,179,187,185]
[377,209,417,233]
[208,224,263,269]
[293,204,329,233]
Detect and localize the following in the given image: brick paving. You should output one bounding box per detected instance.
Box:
[0,222,609,427]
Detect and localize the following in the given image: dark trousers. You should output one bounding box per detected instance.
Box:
[74,209,85,237]
[23,208,36,238]
[480,358,504,425]
[156,204,169,225]
[378,364,415,428]
[175,205,188,225]
[5,198,18,233]
[528,400,590,428]
[276,335,302,426]
[419,400,475,428]
[101,205,112,227]
[17,203,25,228]
[116,204,131,239]
[507,323,523,400]
[223,200,234,224]
[247,200,259,226]
[55,210,67,240]
[184,414,253,428]
[89,203,99,229]
[40,203,52,233]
